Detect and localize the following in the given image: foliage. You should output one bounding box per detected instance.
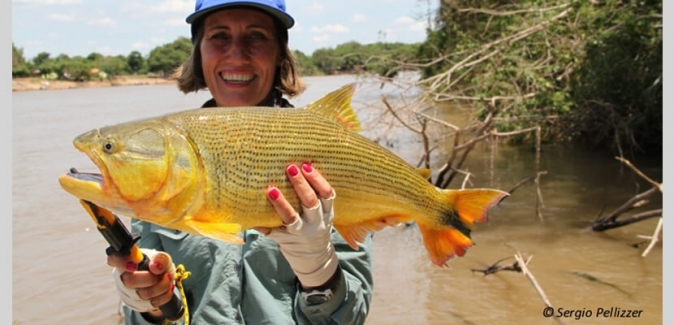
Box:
[416,0,662,154]
[146,36,193,75]
[13,36,421,82]
[33,52,51,67]
[127,51,147,74]
[292,50,320,76]
[570,0,662,153]
[12,43,31,77]
[309,41,421,77]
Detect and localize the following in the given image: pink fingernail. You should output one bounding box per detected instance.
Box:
[287,164,299,177]
[170,283,175,291]
[152,262,164,272]
[126,261,137,272]
[268,187,280,201]
[166,273,173,281]
[302,164,313,173]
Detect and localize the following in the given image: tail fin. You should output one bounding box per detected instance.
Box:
[418,189,508,267]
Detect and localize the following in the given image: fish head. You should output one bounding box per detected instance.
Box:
[59,118,202,226]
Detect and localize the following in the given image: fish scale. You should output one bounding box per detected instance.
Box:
[167,106,429,227]
[59,83,509,266]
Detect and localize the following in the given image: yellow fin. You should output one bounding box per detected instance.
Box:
[304,83,362,132]
[448,189,509,225]
[416,168,432,180]
[184,218,244,245]
[417,224,474,267]
[335,216,407,250]
[417,188,508,266]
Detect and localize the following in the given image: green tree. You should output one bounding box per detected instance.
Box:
[86,52,104,62]
[98,55,129,77]
[12,43,31,77]
[127,50,146,74]
[416,0,662,154]
[293,50,320,76]
[147,37,193,75]
[60,55,93,81]
[570,0,662,152]
[312,48,343,75]
[32,52,51,68]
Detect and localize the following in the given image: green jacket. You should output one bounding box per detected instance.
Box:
[123,219,374,325]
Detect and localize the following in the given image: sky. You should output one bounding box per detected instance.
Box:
[11,0,438,61]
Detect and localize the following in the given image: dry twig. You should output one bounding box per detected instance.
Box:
[638,217,663,257]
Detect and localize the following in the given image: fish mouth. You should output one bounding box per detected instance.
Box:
[59,167,137,217]
[66,167,104,183]
[58,167,106,203]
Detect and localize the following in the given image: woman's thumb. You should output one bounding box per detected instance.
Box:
[142,249,175,276]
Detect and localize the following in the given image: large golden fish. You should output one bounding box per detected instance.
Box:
[59,84,508,266]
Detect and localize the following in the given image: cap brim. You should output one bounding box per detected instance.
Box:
[185,3,294,29]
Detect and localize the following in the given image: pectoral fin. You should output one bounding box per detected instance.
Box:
[184,218,244,245]
[335,216,407,250]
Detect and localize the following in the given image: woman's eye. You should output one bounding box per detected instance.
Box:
[249,32,267,40]
[211,32,230,40]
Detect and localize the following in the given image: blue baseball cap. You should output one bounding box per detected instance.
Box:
[186,0,294,29]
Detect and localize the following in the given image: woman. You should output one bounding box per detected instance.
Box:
[106,1,374,324]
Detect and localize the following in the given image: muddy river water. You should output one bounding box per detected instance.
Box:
[13,74,663,324]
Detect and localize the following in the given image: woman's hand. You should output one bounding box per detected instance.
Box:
[256,163,339,289]
[108,249,176,321]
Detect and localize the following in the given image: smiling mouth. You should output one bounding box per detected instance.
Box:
[220,73,255,84]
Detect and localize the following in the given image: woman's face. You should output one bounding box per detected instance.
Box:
[200,9,281,107]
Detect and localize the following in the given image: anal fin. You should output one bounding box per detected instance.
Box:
[184,218,244,245]
[335,216,407,250]
[417,223,474,267]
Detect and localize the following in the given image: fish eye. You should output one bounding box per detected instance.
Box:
[103,141,115,153]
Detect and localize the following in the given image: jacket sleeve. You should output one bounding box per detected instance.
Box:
[294,231,374,325]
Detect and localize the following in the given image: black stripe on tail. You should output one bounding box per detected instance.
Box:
[440,210,472,238]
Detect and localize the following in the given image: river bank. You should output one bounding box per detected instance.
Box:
[11,76,174,92]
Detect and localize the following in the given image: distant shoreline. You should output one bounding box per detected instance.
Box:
[11,76,175,92]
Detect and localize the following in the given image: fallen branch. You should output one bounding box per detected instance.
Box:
[507,171,548,195]
[615,157,662,192]
[592,187,661,231]
[638,217,663,257]
[475,252,561,323]
[457,3,572,17]
[471,256,524,275]
[514,253,562,324]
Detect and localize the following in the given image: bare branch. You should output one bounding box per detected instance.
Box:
[416,112,460,131]
[471,256,523,275]
[594,209,662,231]
[615,157,662,192]
[594,187,660,224]
[381,96,421,134]
[457,3,572,16]
[638,217,663,257]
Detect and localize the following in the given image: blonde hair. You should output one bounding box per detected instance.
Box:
[173,17,305,98]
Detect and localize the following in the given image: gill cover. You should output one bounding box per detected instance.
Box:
[92,118,200,210]
[102,127,168,201]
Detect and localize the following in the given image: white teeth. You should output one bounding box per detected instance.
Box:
[219,73,254,83]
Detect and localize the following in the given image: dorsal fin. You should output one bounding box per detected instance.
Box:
[416,168,432,180]
[304,83,362,132]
